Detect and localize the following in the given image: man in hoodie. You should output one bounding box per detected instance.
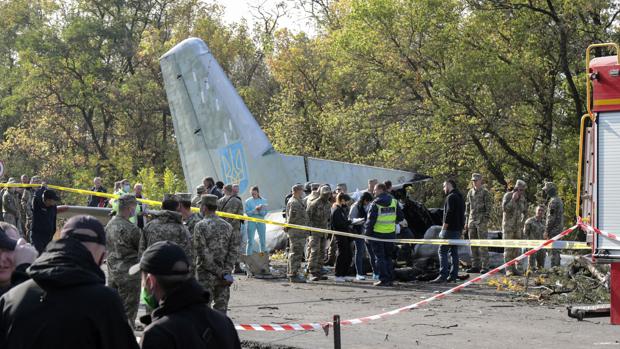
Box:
[364,183,404,286]
[0,215,139,349]
[430,179,465,283]
[132,241,240,349]
[139,194,193,264]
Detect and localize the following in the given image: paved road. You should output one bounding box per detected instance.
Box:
[228,270,618,349]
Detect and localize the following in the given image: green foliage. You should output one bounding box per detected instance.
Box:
[0,0,618,228]
[133,167,186,203]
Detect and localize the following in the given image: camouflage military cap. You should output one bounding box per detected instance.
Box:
[118,194,138,205]
[515,179,527,189]
[200,194,218,206]
[175,193,192,203]
[319,185,331,194]
[542,181,556,192]
[162,193,178,202]
[310,183,320,190]
[292,183,304,192]
[223,184,233,192]
[196,184,206,194]
[471,173,482,181]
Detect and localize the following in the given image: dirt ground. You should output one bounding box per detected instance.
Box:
[228,264,619,349]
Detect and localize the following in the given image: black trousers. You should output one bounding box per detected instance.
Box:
[335,235,352,277]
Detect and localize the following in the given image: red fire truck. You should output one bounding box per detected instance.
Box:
[578,43,620,325]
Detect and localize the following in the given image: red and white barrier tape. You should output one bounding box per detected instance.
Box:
[580,221,620,242]
[235,224,579,332]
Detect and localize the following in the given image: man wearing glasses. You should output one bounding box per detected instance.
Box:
[501,180,528,276]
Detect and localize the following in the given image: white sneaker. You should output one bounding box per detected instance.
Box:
[334,276,346,282]
[355,274,366,281]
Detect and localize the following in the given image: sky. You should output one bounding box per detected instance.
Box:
[216,0,315,35]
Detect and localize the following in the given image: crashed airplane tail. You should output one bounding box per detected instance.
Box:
[159,37,414,212]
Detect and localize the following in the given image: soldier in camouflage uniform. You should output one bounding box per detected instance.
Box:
[21,176,40,240]
[502,179,528,276]
[193,195,238,314]
[217,185,243,237]
[286,184,309,283]
[176,193,202,236]
[306,185,332,281]
[104,194,142,327]
[524,205,546,271]
[218,185,243,273]
[139,194,193,264]
[2,179,19,230]
[543,181,564,267]
[191,185,206,207]
[304,183,320,206]
[465,173,493,273]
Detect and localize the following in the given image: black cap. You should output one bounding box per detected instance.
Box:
[43,190,61,202]
[60,215,106,245]
[0,227,17,251]
[129,241,190,276]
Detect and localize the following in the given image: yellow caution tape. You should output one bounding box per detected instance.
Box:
[0,183,589,250]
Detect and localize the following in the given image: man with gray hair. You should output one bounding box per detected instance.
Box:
[105,194,142,327]
[88,177,108,207]
[502,179,528,276]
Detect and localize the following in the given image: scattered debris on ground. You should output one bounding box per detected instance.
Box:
[487,256,610,305]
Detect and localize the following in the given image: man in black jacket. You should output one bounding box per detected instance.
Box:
[431,179,465,283]
[132,241,240,349]
[0,215,139,349]
[30,188,60,254]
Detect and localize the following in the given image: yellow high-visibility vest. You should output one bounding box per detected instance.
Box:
[374,199,397,233]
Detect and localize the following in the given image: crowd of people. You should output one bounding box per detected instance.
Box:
[0,171,566,347]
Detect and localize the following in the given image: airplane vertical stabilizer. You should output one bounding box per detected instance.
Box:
[161,37,415,213]
[160,38,295,202]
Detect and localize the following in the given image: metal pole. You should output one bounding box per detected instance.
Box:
[333,315,341,349]
[611,263,620,325]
